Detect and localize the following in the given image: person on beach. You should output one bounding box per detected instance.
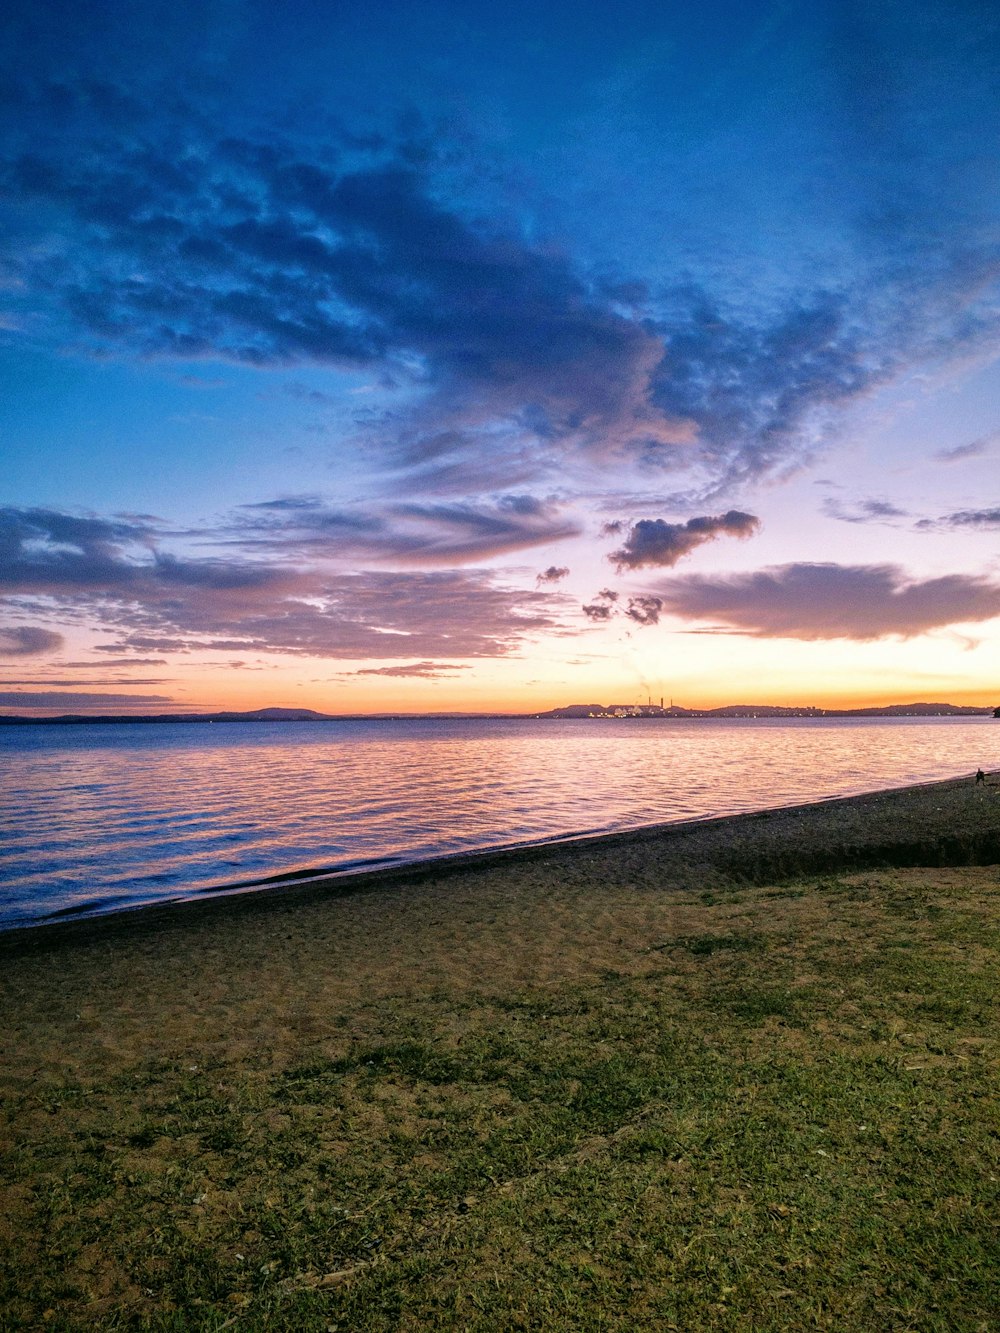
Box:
[975,768,985,784]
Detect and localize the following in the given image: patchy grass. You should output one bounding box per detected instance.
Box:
[2,864,1000,1330]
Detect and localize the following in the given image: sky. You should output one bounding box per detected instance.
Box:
[2,0,1000,715]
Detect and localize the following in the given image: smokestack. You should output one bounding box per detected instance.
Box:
[660,697,663,709]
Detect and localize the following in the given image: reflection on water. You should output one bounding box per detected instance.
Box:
[1,716,996,928]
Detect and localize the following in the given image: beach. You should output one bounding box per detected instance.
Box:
[2,773,999,1329]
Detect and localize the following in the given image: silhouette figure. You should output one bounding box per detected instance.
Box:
[976,768,986,785]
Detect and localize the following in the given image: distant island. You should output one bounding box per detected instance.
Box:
[1,702,998,724]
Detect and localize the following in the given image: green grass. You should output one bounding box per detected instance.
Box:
[2,868,1000,1329]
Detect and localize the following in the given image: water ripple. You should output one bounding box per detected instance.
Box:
[1,715,995,928]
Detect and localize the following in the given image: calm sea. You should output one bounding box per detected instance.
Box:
[1,716,996,930]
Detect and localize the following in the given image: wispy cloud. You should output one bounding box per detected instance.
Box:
[0,677,169,686]
[934,436,994,463]
[230,494,579,565]
[0,505,566,661]
[0,691,173,709]
[821,496,911,524]
[608,510,760,571]
[352,661,472,678]
[0,626,64,656]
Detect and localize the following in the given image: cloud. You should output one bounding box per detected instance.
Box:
[536,565,570,585]
[0,691,173,709]
[0,677,168,686]
[654,563,1000,640]
[231,494,578,565]
[0,505,566,661]
[625,596,663,626]
[580,588,662,628]
[0,505,291,596]
[353,661,472,678]
[12,86,999,501]
[646,233,1000,493]
[934,436,994,463]
[1,119,687,475]
[821,497,910,524]
[609,510,760,571]
[937,508,1000,530]
[6,34,1000,499]
[0,625,64,656]
[581,586,621,621]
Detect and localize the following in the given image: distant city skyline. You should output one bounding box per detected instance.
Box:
[3,0,1000,715]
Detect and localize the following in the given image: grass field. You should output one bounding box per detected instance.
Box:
[3,847,999,1330]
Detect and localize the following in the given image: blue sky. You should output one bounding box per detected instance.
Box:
[2,0,999,712]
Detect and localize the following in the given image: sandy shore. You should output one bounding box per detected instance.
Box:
[1,771,996,1080]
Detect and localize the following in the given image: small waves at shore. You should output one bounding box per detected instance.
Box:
[1,715,996,928]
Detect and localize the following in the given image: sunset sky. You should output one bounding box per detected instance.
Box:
[2,0,999,715]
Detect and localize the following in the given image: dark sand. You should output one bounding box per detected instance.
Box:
[1,771,997,1082]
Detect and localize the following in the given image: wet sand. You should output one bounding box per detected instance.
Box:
[1,771,997,1083]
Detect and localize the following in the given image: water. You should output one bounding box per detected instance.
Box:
[1,715,996,930]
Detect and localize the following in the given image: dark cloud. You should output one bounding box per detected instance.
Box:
[0,625,64,656]
[353,661,471,678]
[580,588,662,627]
[581,587,620,621]
[938,508,1000,530]
[1,118,684,473]
[609,510,760,572]
[625,596,663,626]
[5,24,1000,497]
[536,565,570,584]
[655,563,1000,640]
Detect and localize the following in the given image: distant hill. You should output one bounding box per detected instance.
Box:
[538,701,996,719]
[0,707,342,725]
[0,700,995,725]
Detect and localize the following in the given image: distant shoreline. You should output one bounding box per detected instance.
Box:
[1,701,997,725]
